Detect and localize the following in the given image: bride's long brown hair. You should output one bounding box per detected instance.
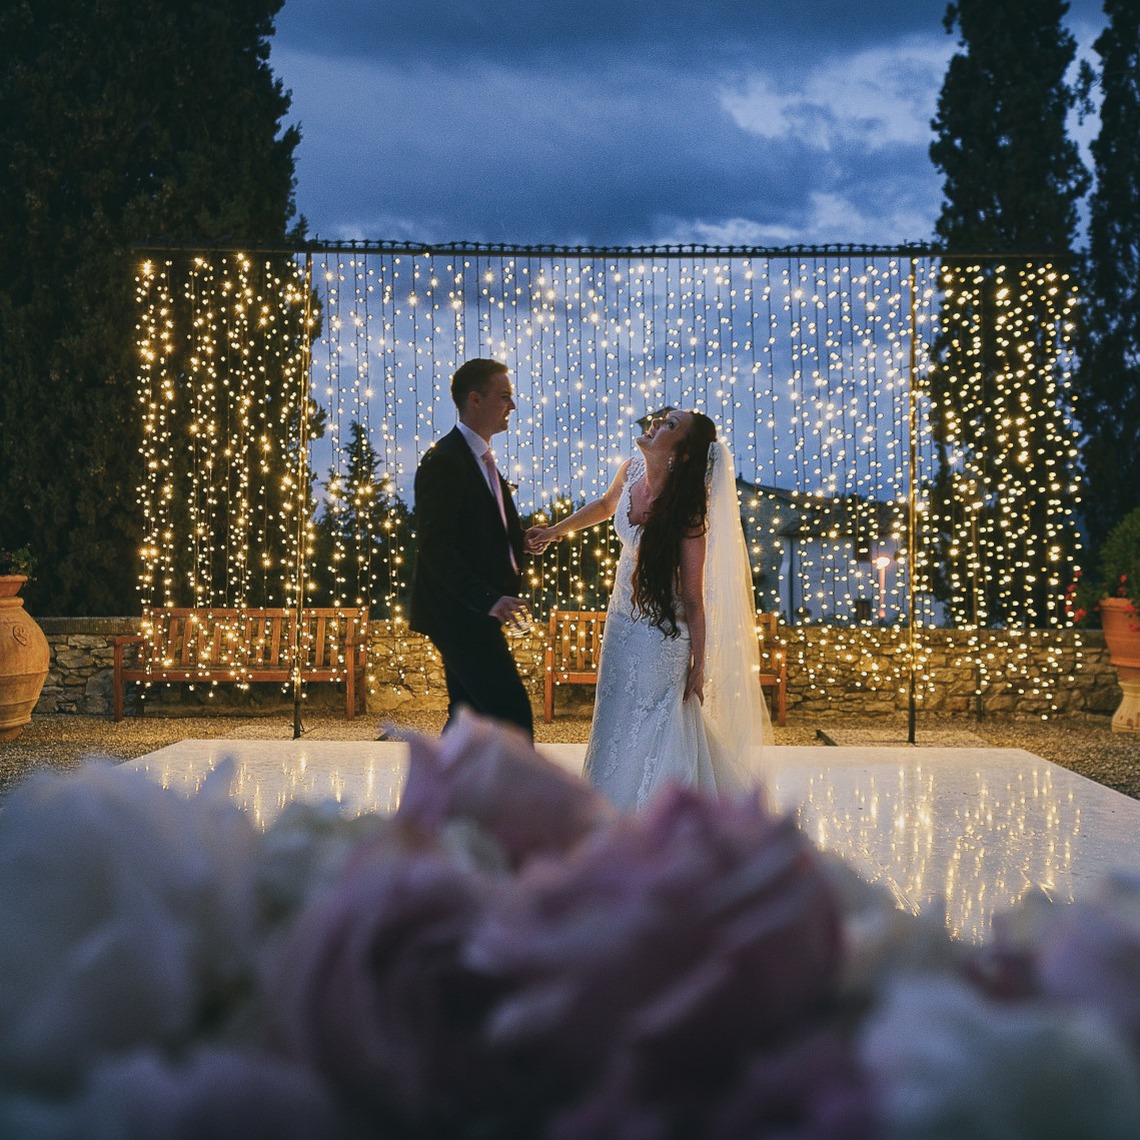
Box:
[632,411,717,637]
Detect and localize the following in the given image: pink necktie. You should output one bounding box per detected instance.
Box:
[482,449,518,570]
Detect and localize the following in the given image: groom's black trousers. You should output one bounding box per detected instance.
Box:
[427,615,534,740]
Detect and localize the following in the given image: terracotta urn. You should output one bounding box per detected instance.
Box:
[0,576,50,741]
[1100,596,1140,733]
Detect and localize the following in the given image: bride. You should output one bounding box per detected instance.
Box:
[526,410,772,810]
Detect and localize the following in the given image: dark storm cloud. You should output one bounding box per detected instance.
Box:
[275,0,952,64]
[280,56,827,243]
[270,0,1107,247]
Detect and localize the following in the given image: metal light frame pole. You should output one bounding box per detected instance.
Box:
[292,252,314,740]
[906,257,920,745]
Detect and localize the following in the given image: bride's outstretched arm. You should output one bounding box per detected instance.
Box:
[525,459,630,553]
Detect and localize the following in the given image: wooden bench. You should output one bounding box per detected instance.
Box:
[544,609,607,722]
[112,606,369,721]
[755,610,788,727]
[543,608,788,726]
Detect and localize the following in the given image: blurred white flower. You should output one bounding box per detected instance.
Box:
[818,850,963,1001]
[72,1047,343,1140]
[0,1047,344,1140]
[861,976,1140,1140]
[0,760,259,1092]
[256,799,391,924]
[1036,871,1140,1047]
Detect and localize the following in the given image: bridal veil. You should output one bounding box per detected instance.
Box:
[701,440,774,789]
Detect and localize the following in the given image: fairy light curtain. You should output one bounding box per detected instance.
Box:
[133,244,1080,711]
[134,253,315,682]
[928,259,1081,709]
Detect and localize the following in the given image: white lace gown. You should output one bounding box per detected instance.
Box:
[583,453,740,811]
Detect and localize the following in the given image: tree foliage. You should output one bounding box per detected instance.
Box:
[312,422,415,618]
[1076,0,1140,553]
[0,0,301,615]
[927,0,1087,627]
[931,0,1087,252]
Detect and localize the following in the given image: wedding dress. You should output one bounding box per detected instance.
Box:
[583,444,772,811]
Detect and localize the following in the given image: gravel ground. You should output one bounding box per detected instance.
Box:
[3,707,1139,800]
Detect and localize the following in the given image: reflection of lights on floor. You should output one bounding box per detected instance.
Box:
[766,747,1130,943]
[125,741,1140,945]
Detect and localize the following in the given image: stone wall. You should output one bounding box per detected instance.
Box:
[35,618,137,715]
[366,621,1121,720]
[30,616,1121,721]
[779,626,1120,719]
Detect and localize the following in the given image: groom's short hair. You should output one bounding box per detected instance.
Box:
[452,358,508,409]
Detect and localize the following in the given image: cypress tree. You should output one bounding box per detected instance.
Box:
[0,0,301,615]
[1077,0,1140,553]
[928,0,1088,628]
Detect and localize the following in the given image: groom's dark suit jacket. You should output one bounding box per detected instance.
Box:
[410,426,525,639]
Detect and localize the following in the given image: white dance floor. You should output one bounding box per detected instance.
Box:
[125,739,1140,942]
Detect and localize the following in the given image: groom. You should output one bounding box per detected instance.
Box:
[410,358,534,738]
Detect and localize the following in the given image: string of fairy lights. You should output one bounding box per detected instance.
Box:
[133,244,1081,713]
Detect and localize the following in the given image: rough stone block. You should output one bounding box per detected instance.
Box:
[85,669,114,700]
[984,695,1016,712]
[1088,689,1122,713]
[404,673,433,697]
[68,635,109,650]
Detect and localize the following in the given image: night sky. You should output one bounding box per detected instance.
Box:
[270,0,1105,247]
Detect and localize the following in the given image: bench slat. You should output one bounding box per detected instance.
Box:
[270,616,282,668]
[315,615,328,668]
[249,613,265,667]
[176,613,192,668]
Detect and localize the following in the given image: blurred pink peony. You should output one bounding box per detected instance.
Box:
[265,836,503,1132]
[399,709,614,864]
[549,1031,875,1140]
[465,786,843,1107]
[707,1032,876,1140]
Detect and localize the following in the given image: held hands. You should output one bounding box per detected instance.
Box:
[489,595,532,634]
[525,526,558,554]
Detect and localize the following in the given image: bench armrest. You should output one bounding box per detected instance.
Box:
[113,634,146,668]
